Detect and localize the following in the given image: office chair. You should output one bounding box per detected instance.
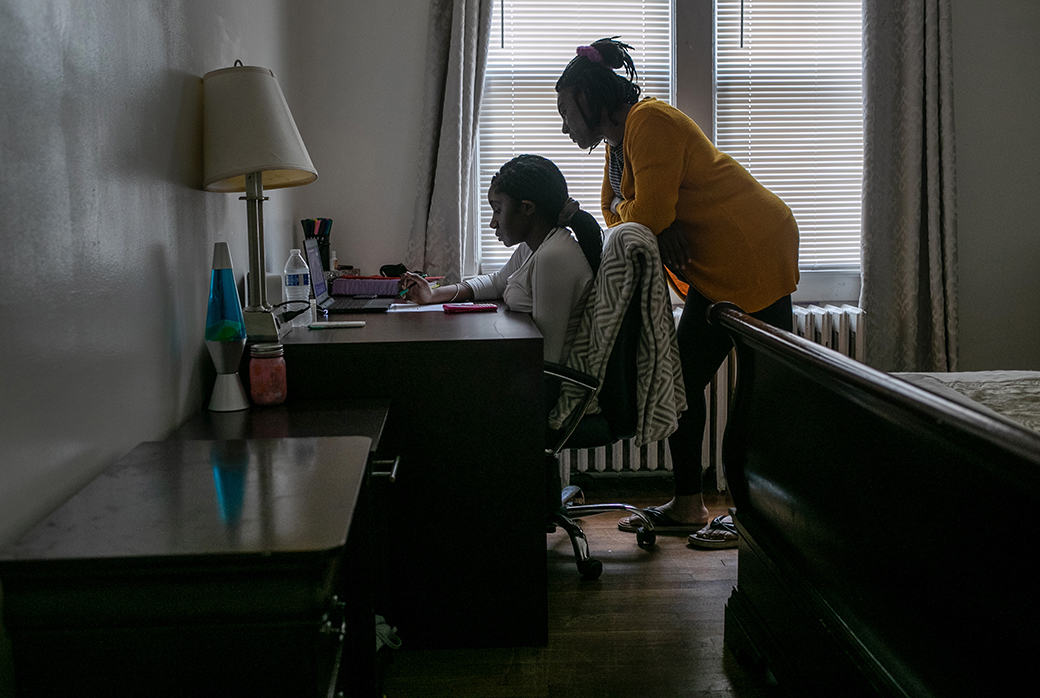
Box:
[543,279,659,581]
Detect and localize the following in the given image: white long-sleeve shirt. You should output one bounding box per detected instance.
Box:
[465,227,593,363]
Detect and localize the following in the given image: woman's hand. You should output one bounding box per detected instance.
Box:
[398,271,434,304]
[656,224,692,276]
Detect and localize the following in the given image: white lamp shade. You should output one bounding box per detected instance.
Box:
[202,65,317,192]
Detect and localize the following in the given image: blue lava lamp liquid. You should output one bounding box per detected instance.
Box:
[205,267,246,341]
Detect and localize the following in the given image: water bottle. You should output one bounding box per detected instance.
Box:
[282,249,311,327]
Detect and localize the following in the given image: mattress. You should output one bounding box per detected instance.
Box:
[896,370,1040,435]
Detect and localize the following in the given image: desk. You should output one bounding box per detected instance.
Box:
[0,437,371,696]
[280,306,547,648]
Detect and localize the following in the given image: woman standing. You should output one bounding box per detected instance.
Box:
[400,154,602,364]
[555,38,800,548]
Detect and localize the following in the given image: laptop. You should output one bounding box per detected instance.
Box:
[303,238,395,313]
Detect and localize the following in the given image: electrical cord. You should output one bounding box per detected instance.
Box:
[271,299,310,324]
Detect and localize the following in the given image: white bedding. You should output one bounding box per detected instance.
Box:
[896,371,1040,434]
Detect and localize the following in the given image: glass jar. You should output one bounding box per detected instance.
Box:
[248,343,287,406]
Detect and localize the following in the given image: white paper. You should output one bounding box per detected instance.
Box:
[388,303,446,313]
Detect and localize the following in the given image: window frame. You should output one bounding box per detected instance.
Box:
[472,0,675,277]
[473,0,862,304]
[683,0,861,303]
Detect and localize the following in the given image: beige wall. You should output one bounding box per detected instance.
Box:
[0,0,428,546]
[283,1,429,277]
[952,0,1040,370]
[0,0,1037,545]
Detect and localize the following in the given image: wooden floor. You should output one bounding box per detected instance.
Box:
[381,477,780,698]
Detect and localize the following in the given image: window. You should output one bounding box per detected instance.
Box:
[476,0,673,273]
[716,0,863,271]
[476,0,863,278]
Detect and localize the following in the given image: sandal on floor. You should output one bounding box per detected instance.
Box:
[617,507,708,534]
[687,515,738,549]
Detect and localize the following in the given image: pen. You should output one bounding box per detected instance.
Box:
[308,321,365,329]
[398,283,439,297]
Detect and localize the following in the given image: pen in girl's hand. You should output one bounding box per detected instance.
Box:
[398,275,413,297]
[399,281,439,297]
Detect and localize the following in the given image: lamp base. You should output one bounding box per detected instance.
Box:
[209,373,250,412]
[244,308,290,342]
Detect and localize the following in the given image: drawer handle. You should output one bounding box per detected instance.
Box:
[371,456,400,483]
[320,596,346,640]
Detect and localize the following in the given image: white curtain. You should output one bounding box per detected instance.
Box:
[406,0,492,282]
[860,0,959,371]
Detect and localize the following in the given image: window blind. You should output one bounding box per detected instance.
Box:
[476,0,673,273]
[716,0,864,270]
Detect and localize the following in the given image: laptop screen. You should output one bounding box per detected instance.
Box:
[303,238,329,300]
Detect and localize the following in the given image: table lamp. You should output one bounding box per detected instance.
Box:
[205,242,249,411]
[202,61,318,341]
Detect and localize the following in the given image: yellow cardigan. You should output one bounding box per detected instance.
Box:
[602,98,799,313]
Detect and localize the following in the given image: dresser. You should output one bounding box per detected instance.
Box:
[0,436,373,696]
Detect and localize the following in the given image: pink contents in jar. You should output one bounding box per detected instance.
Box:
[248,343,287,405]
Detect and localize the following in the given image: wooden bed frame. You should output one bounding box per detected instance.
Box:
[710,302,1040,698]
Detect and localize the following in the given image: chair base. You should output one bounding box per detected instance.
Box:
[550,509,603,580]
[549,490,657,581]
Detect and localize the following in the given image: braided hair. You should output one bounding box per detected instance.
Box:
[491,154,602,274]
[555,37,641,133]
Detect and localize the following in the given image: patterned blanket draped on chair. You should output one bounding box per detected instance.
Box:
[548,222,686,446]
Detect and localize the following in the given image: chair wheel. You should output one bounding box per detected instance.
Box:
[578,558,603,581]
[636,528,656,548]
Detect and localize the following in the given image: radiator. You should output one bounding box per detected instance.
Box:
[791,303,866,362]
[561,304,865,490]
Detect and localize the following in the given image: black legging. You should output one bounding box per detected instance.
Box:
[668,288,793,496]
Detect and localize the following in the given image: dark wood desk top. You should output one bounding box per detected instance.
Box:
[170,398,390,450]
[0,436,371,564]
[282,303,543,346]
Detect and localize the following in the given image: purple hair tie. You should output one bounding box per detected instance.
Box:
[576,45,603,63]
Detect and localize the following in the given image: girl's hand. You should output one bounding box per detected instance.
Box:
[657,224,692,276]
[398,271,434,304]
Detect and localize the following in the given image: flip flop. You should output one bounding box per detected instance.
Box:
[687,515,738,549]
[617,506,708,534]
